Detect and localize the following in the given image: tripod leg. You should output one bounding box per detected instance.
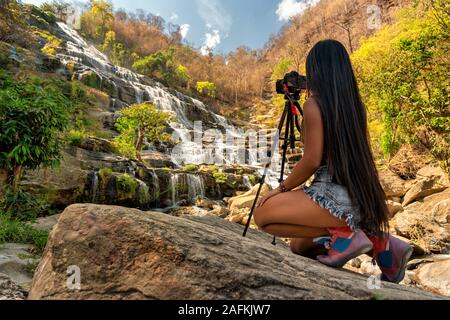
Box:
[279,107,291,182]
[242,107,288,237]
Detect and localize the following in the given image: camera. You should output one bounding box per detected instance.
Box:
[276,71,307,97]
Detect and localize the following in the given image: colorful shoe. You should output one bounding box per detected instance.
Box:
[317,227,373,268]
[370,235,414,284]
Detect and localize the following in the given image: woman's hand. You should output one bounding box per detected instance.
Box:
[256,188,282,208]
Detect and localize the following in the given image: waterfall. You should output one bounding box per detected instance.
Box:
[187,174,205,200]
[243,175,253,190]
[149,169,160,203]
[136,179,150,207]
[169,173,205,207]
[91,171,99,203]
[170,173,181,207]
[55,22,282,189]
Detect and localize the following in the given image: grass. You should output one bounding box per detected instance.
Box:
[0,216,48,253]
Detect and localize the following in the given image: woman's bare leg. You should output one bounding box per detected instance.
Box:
[254,189,347,238]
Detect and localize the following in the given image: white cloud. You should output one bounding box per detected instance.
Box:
[179,24,190,39]
[200,30,221,56]
[197,0,232,34]
[276,0,320,21]
[170,13,179,21]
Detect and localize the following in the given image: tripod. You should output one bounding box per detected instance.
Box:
[243,88,304,242]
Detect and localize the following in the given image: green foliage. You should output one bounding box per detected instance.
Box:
[114,103,172,160]
[271,58,292,82]
[0,71,70,187]
[196,81,216,98]
[183,164,199,172]
[68,129,87,147]
[80,0,114,41]
[99,167,113,180]
[248,174,258,185]
[132,48,189,87]
[352,3,449,170]
[0,187,52,222]
[116,173,138,198]
[0,216,48,252]
[213,172,227,185]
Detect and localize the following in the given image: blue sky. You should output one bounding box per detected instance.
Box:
[24,0,319,54]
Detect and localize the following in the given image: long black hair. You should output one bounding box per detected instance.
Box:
[306,39,389,237]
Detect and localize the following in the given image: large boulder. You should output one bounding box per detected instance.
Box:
[412,260,450,297]
[402,166,449,207]
[228,184,271,211]
[29,204,440,300]
[378,169,413,199]
[393,189,450,254]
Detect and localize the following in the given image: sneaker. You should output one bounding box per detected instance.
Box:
[370,235,414,284]
[317,227,374,268]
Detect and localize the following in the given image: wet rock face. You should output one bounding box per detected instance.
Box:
[29,204,441,300]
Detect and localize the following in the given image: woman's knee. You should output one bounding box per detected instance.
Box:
[253,206,266,229]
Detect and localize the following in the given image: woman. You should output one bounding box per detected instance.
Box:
[253,40,413,284]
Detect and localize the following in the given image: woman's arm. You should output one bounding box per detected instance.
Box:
[282,97,325,191]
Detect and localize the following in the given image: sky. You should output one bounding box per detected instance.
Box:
[24,0,320,55]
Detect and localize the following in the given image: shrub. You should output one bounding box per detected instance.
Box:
[0,187,52,222]
[0,216,48,252]
[213,172,227,185]
[68,129,87,147]
[116,173,138,198]
[183,164,199,172]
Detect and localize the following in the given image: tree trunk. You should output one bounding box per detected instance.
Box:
[7,165,23,192]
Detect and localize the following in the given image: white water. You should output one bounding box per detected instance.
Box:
[55,22,284,189]
[170,173,206,206]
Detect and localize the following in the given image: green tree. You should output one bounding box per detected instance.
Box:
[132,48,190,87]
[80,0,113,41]
[196,81,216,98]
[352,2,449,171]
[0,72,70,191]
[114,103,172,161]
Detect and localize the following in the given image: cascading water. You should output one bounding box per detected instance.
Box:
[91,171,99,203]
[148,169,160,202]
[169,173,206,207]
[55,22,286,205]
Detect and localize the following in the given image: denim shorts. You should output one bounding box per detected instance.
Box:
[303,165,361,231]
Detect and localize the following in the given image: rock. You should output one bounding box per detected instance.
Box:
[0,244,40,290]
[32,214,61,232]
[379,169,412,198]
[209,206,230,219]
[407,255,450,271]
[387,200,403,218]
[227,208,251,225]
[141,151,175,169]
[0,273,27,300]
[432,199,450,225]
[166,206,210,217]
[21,150,88,207]
[228,184,271,211]
[79,137,116,154]
[195,197,216,210]
[413,260,450,297]
[393,190,450,254]
[29,204,440,300]
[402,166,449,207]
